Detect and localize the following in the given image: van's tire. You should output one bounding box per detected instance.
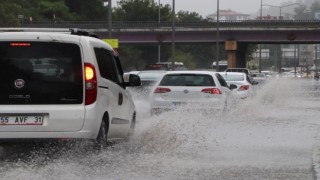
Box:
[127,112,136,139]
[95,120,108,146]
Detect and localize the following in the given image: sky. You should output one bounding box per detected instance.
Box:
[112,0,296,17]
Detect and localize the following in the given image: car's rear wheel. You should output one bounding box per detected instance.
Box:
[95,120,108,147]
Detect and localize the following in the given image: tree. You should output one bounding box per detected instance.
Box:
[310,1,320,19]
[65,0,107,21]
[113,0,171,21]
[0,1,22,27]
[118,45,144,70]
[168,50,197,69]
[176,11,204,22]
[293,4,310,20]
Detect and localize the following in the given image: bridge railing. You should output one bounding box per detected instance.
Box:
[13,20,320,29]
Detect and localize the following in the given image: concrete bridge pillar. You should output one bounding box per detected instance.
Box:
[225,40,237,68]
[225,40,248,68]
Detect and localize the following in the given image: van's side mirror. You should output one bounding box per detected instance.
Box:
[125,74,141,87]
[229,84,237,90]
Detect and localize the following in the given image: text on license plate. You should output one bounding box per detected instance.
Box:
[0,115,44,125]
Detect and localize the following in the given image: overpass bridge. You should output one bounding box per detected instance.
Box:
[20,20,320,68]
[21,20,320,43]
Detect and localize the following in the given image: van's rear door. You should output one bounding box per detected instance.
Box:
[0,41,85,132]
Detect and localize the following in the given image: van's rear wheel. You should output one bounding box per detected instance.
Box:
[96,120,108,146]
[127,112,136,139]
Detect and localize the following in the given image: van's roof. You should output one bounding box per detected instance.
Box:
[0,31,113,50]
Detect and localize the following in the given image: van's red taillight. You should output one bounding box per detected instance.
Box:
[10,42,31,47]
[154,87,171,93]
[238,85,249,91]
[201,88,222,94]
[84,63,97,105]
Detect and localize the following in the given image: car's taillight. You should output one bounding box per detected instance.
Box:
[238,85,249,91]
[84,63,97,105]
[10,42,31,47]
[154,87,171,93]
[201,88,222,94]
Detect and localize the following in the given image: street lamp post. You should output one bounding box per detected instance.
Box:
[158,0,161,63]
[260,0,263,19]
[215,0,220,72]
[316,44,318,72]
[258,0,263,72]
[171,0,175,70]
[108,0,112,38]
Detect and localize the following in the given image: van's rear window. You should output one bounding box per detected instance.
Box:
[0,42,83,104]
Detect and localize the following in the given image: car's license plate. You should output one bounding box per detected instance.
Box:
[172,102,186,106]
[0,115,44,125]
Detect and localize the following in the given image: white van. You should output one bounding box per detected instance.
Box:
[0,29,141,145]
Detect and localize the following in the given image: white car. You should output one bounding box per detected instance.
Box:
[0,29,141,145]
[150,71,236,114]
[252,72,268,85]
[219,72,255,100]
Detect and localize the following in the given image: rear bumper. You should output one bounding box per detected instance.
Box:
[151,105,224,115]
[151,99,225,111]
[0,130,95,139]
[0,104,100,140]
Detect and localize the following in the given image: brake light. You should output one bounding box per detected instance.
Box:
[238,85,249,91]
[154,87,171,93]
[10,42,31,47]
[85,66,94,80]
[201,88,222,94]
[84,63,97,105]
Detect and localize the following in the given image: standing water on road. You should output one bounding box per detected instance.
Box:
[1,78,320,180]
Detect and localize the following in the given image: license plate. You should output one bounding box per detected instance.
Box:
[171,102,186,106]
[0,115,44,125]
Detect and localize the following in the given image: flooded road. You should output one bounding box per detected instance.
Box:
[1,78,320,180]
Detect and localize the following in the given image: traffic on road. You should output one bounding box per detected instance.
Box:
[1,69,320,179]
[1,0,320,179]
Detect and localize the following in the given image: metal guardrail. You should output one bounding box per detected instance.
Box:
[17,20,320,29]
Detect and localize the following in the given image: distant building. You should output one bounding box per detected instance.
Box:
[315,12,320,20]
[207,9,250,21]
[256,15,279,20]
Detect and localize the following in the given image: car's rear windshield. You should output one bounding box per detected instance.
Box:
[226,69,249,75]
[0,42,83,104]
[138,71,166,80]
[220,74,244,81]
[159,74,215,86]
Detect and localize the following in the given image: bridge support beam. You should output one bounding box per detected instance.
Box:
[227,51,236,68]
[225,40,237,68]
[225,41,248,68]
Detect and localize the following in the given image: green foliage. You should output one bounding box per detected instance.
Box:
[176,11,204,22]
[113,0,171,21]
[65,0,107,21]
[0,2,21,26]
[36,0,73,21]
[246,44,258,62]
[293,1,320,20]
[294,4,310,20]
[118,45,144,71]
[169,51,197,69]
